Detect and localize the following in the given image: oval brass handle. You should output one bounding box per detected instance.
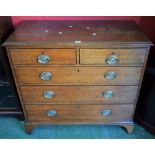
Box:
[104,71,118,80]
[37,54,50,64]
[103,90,114,99]
[105,54,119,65]
[40,72,52,80]
[47,110,57,117]
[101,109,112,117]
[43,91,55,99]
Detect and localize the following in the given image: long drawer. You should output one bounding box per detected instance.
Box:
[20,86,138,104]
[80,49,146,65]
[9,49,77,65]
[25,104,134,123]
[15,66,142,85]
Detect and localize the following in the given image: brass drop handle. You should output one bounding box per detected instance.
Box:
[47,110,57,117]
[101,109,112,117]
[40,72,52,80]
[104,71,118,80]
[43,91,55,99]
[37,54,50,64]
[105,54,119,65]
[102,90,114,99]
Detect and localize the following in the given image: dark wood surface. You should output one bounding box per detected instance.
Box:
[0,16,22,116]
[134,17,155,135]
[0,17,14,43]
[3,20,152,47]
[3,20,152,134]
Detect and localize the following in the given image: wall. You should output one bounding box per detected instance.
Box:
[11,16,141,28]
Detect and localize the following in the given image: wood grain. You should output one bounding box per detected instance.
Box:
[15,66,142,85]
[25,104,134,123]
[3,20,152,134]
[20,86,138,104]
[80,48,146,65]
[3,20,152,47]
[10,48,76,65]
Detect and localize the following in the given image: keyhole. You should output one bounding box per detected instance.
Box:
[41,51,45,54]
[77,69,80,72]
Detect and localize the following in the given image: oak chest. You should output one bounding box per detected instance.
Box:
[3,20,152,134]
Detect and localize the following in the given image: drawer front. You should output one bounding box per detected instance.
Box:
[25,104,134,123]
[15,66,142,85]
[10,49,76,65]
[80,49,146,65]
[20,86,138,104]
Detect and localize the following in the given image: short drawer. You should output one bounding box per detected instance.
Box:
[9,49,76,65]
[25,104,134,123]
[20,86,138,104]
[80,49,146,65]
[15,66,142,85]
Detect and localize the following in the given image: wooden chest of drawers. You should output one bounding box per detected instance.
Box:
[3,20,152,134]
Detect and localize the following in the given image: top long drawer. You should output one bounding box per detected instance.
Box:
[80,49,147,65]
[9,49,77,65]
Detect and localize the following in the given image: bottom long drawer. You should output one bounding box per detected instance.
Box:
[25,104,134,123]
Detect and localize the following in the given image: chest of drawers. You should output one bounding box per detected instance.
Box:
[3,20,152,134]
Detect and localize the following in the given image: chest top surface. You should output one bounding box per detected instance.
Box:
[3,20,152,47]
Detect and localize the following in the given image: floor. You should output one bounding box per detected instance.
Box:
[0,116,154,139]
